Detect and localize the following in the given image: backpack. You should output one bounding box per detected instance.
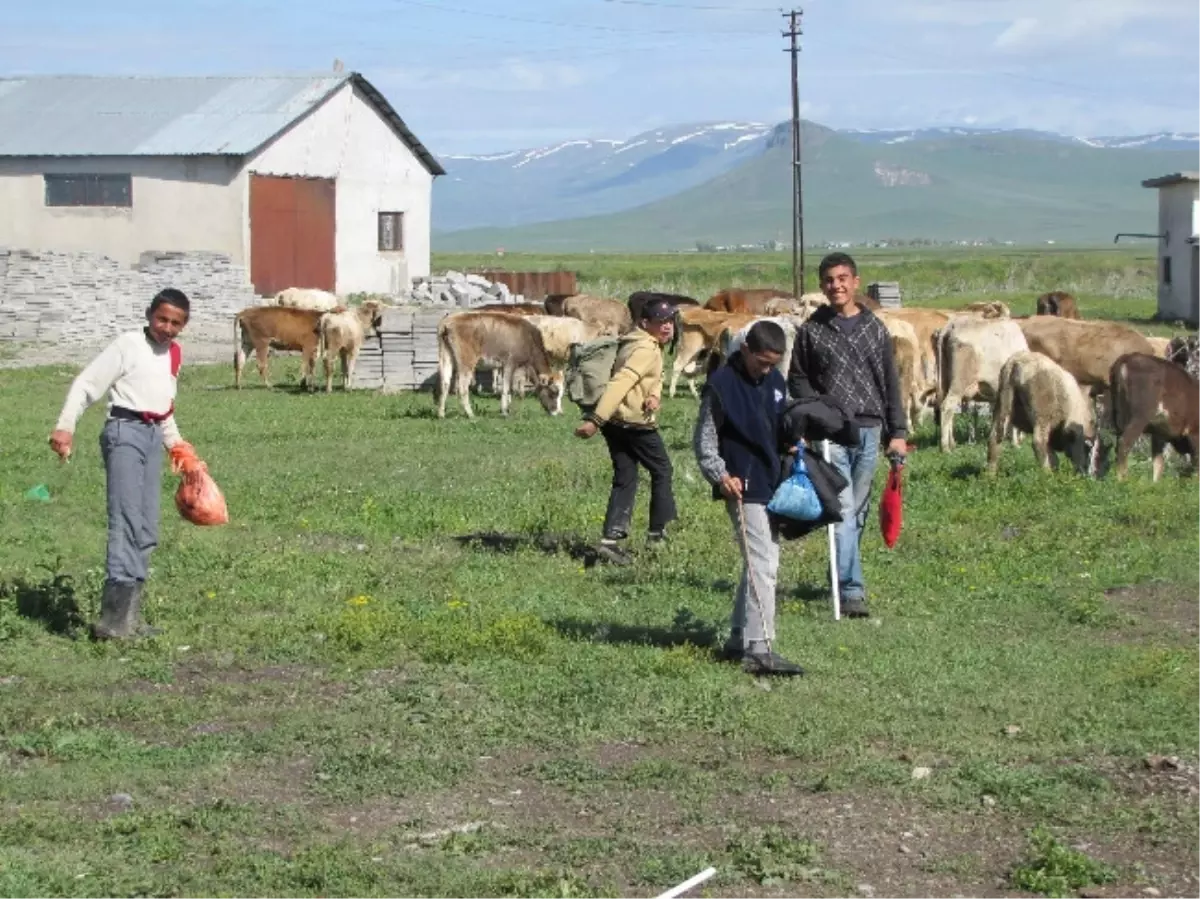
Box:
[565,336,622,411]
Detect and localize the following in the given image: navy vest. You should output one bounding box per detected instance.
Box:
[707,358,787,504]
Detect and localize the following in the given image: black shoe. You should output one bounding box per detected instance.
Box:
[717,641,743,663]
[91,581,138,641]
[596,541,632,566]
[742,651,805,677]
[840,596,870,618]
[130,585,163,638]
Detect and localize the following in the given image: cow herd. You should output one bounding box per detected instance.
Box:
[231,284,1199,482]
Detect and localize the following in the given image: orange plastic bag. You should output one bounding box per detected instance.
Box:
[169,442,229,526]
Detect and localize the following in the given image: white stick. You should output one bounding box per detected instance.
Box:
[656,866,718,899]
[823,439,841,621]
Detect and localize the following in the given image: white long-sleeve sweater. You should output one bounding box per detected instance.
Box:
[55,330,183,447]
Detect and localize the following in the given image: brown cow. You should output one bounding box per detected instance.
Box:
[234,306,325,390]
[1016,318,1154,394]
[471,303,546,316]
[562,294,631,336]
[669,308,756,397]
[704,287,794,315]
[1110,352,1199,482]
[1035,291,1080,319]
[436,311,562,419]
[543,293,573,316]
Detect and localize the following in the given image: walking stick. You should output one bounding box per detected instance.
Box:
[823,440,841,621]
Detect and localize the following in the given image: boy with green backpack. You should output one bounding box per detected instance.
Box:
[571,297,678,564]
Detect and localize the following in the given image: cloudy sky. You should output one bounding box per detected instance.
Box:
[3,0,1196,154]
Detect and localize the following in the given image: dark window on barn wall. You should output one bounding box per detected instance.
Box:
[378,212,404,251]
[45,174,132,207]
[1163,256,1172,285]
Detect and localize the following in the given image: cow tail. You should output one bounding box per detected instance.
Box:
[233,314,244,371]
[1110,359,1127,432]
[934,326,948,407]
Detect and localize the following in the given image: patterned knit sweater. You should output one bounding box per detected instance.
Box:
[786,304,907,439]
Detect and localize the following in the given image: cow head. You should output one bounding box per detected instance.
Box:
[1167,335,1200,378]
[533,371,564,416]
[1049,423,1090,476]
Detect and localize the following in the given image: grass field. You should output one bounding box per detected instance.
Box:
[434,246,1167,311]
[1,249,1197,897]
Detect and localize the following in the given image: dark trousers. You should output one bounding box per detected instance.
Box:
[600,424,677,539]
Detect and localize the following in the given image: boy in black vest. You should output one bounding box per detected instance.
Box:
[693,321,804,676]
[788,253,907,618]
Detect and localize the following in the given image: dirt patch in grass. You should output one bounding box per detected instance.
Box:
[1104,582,1199,643]
[283,741,1199,898]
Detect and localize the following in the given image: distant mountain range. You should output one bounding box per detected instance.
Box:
[431,122,1199,250]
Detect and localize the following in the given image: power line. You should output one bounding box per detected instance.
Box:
[390,0,766,35]
[602,0,783,10]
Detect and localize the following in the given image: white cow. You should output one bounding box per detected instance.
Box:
[987,351,1095,475]
[273,287,340,312]
[936,316,1029,451]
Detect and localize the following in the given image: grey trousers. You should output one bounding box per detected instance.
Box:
[725,500,780,649]
[100,418,163,585]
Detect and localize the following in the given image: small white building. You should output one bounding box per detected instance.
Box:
[1141,172,1199,327]
[0,73,444,297]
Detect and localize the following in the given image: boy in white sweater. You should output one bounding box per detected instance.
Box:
[49,288,194,640]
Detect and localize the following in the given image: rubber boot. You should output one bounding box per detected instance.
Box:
[91,581,138,641]
[130,583,163,638]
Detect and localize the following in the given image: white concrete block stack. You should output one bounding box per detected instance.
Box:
[403,270,525,308]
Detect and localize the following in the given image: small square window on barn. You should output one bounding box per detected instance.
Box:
[1162,256,1172,285]
[44,174,132,207]
[378,212,404,251]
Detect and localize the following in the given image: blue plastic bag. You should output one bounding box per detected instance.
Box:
[766,446,823,522]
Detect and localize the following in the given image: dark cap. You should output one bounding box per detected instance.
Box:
[640,298,675,322]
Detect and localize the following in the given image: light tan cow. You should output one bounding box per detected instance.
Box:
[669,308,757,398]
[317,300,387,392]
[936,316,1030,451]
[879,315,921,431]
[521,314,606,413]
[876,308,951,417]
[234,306,325,390]
[1145,336,1173,359]
[987,351,1096,475]
[562,294,631,336]
[436,311,562,419]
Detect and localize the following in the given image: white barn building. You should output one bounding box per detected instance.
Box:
[0,73,444,297]
[1141,171,1199,327]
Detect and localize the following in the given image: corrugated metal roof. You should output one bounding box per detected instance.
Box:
[0,73,445,175]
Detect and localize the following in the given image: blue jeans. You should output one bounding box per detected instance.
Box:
[826,426,880,601]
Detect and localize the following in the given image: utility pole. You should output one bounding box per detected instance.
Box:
[782,8,804,297]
